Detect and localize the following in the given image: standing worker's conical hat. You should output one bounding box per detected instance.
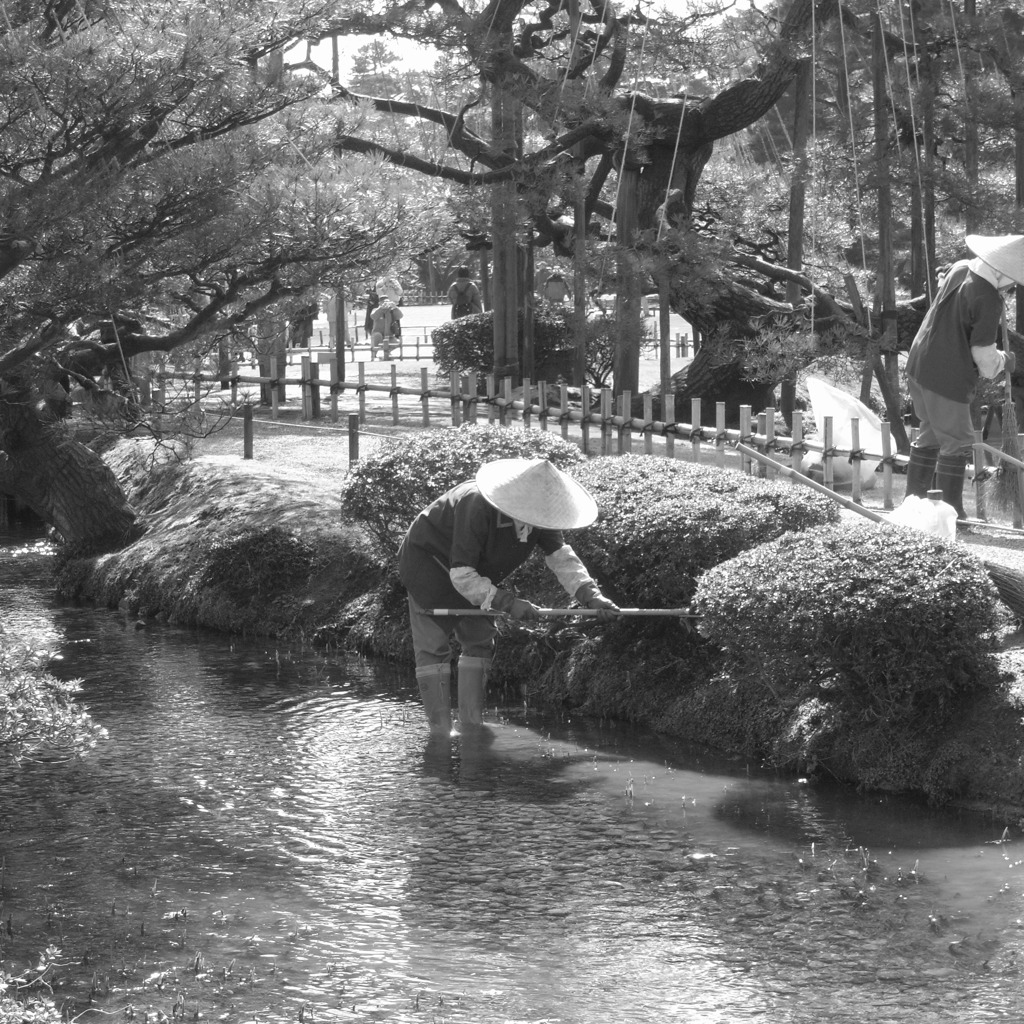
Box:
[965,235,1024,286]
[475,459,598,530]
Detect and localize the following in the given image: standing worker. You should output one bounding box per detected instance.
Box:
[905,234,1023,519]
[397,458,620,735]
[447,266,483,318]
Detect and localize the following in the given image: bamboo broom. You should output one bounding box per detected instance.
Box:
[991,310,1024,528]
[735,441,1024,620]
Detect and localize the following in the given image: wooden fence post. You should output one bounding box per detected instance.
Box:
[850,416,862,505]
[881,422,894,510]
[300,355,311,421]
[643,394,654,455]
[358,362,367,423]
[487,375,497,425]
[501,378,513,427]
[600,388,612,455]
[522,377,532,430]
[823,416,834,490]
[451,371,462,426]
[538,380,548,433]
[764,407,776,480]
[664,392,676,459]
[560,385,570,442]
[619,391,632,454]
[392,365,400,425]
[690,398,701,463]
[243,404,253,460]
[755,411,767,477]
[716,402,726,468]
[739,406,752,475]
[270,356,280,421]
[792,411,805,476]
[348,413,360,463]
[421,367,430,427]
[329,358,339,423]
[310,360,321,420]
[467,372,478,424]
[581,385,592,454]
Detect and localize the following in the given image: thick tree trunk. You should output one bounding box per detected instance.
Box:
[0,392,138,552]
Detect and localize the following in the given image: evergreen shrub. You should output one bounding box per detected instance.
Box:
[339,424,586,555]
[693,520,1003,725]
[558,455,841,608]
[431,307,575,380]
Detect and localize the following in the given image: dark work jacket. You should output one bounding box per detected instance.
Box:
[906,261,1003,403]
[397,482,564,609]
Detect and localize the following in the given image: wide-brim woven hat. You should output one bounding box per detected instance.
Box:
[966,235,1024,286]
[475,458,598,530]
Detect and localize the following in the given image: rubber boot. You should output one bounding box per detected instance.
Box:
[936,452,968,522]
[415,663,452,736]
[905,445,939,498]
[456,656,490,728]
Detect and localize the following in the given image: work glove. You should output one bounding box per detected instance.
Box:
[1005,350,1017,375]
[492,589,541,621]
[575,583,621,622]
[585,594,621,621]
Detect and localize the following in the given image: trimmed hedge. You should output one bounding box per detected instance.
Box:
[691,520,1007,795]
[338,424,587,556]
[561,455,841,608]
[431,307,576,381]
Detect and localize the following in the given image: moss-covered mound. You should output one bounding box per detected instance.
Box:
[55,439,381,639]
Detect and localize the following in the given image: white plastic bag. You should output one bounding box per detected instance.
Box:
[804,377,882,489]
[889,494,957,542]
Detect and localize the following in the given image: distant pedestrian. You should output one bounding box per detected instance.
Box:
[363,285,379,339]
[541,272,569,305]
[448,267,482,319]
[288,302,317,348]
[369,278,403,360]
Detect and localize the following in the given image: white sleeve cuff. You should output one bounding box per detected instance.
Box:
[972,344,1005,380]
[544,544,595,599]
[450,566,498,609]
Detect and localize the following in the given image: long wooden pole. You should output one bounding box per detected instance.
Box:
[427,607,697,619]
[735,443,886,523]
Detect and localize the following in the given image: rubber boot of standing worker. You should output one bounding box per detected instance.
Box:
[936,451,970,522]
[456,656,490,729]
[906,445,940,498]
[416,663,452,736]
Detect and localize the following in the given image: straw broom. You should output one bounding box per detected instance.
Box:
[991,310,1024,527]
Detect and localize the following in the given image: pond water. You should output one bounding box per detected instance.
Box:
[4,530,1024,1023]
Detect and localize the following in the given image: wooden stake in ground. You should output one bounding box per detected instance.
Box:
[994,310,1024,528]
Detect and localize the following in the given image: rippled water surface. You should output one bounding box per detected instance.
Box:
[4,531,1024,1023]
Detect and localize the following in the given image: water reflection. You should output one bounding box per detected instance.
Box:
[4,532,1024,1022]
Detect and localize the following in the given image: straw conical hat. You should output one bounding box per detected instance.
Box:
[966,235,1024,286]
[475,459,598,530]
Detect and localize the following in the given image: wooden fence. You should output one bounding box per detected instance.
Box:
[138,350,942,513]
